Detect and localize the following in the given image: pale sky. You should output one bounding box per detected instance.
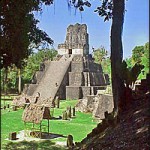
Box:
[35,0,149,58]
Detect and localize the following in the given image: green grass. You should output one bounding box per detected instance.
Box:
[1,100,99,149]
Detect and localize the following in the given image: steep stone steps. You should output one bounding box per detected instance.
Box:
[33,60,71,100]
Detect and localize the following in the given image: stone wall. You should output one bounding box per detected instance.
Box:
[89,73,106,86]
[69,72,84,86]
[66,86,82,100]
[93,94,114,118]
[66,54,109,100]
[58,23,89,55]
[76,94,114,119]
[71,62,84,72]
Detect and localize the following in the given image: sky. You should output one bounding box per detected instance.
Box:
[35,0,149,58]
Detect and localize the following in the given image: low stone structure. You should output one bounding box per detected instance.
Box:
[76,94,114,119]
[22,104,51,124]
[22,103,51,138]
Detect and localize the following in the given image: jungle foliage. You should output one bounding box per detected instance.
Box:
[125,42,149,80]
[93,46,111,76]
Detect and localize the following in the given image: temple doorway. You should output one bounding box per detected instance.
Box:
[68,49,72,54]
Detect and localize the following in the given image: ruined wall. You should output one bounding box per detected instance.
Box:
[66,54,109,100]
[76,94,114,119]
[58,23,89,55]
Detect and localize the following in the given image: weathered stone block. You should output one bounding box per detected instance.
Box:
[12,106,17,111]
[72,107,76,116]
[62,111,68,120]
[66,86,82,99]
[81,87,91,98]
[69,72,84,86]
[71,62,83,72]
[9,132,17,140]
[93,94,114,119]
[89,73,106,86]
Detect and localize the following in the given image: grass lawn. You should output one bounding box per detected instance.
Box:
[1,100,99,149]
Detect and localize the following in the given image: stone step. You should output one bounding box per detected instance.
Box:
[33,60,71,99]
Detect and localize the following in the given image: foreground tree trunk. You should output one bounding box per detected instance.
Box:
[4,67,8,95]
[18,68,21,94]
[111,0,125,114]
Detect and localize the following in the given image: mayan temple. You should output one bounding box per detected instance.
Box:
[58,23,89,55]
[23,23,110,101]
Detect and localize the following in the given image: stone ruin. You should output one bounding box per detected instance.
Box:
[58,23,89,55]
[19,23,114,120]
[66,54,110,100]
[76,93,114,119]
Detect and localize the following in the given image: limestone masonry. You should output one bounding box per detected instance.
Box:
[58,23,89,55]
[22,23,113,119]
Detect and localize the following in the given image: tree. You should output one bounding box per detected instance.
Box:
[0,0,54,69]
[125,57,132,69]
[141,42,149,75]
[93,46,108,64]
[121,60,144,88]
[132,46,144,64]
[0,48,57,93]
[0,0,55,94]
[95,0,125,113]
[93,46,111,78]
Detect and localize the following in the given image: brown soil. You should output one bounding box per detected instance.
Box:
[78,92,150,150]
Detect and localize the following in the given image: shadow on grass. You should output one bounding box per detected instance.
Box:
[2,140,67,150]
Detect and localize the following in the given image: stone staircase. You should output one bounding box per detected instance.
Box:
[24,54,109,100]
[32,60,71,100]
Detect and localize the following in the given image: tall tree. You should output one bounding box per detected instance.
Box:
[141,42,149,74]
[95,0,125,113]
[0,0,54,69]
[73,0,126,112]
[110,0,125,113]
[0,0,54,94]
[132,46,144,64]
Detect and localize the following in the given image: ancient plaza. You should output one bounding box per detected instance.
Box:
[11,23,114,141]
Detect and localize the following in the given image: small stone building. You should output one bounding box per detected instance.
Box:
[58,23,89,56]
[22,103,51,138]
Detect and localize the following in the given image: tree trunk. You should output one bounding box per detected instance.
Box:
[18,68,21,94]
[2,71,5,92]
[111,0,125,114]
[5,67,8,95]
